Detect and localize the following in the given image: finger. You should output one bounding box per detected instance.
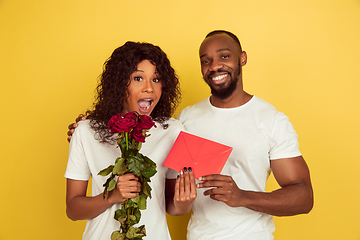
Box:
[197,180,226,189]
[122,192,139,199]
[118,173,139,182]
[199,174,230,182]
[188,167,197,199]
[67,136,71,143]
[67,129,74,136]
[174,175,180,200]
[179,170,185,201]
[183,167,191,196]
[75,116,86,123]
[68,123,77,130]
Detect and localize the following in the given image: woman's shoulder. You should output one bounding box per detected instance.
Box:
[163,118,185,131]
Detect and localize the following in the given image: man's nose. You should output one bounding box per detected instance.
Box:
[209,59,223,72]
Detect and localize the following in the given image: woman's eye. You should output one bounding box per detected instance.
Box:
[153,78,160,83]
[134,76,142,81]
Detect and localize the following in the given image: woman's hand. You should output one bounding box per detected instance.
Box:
[173,167,197,215]
[107,173,141,204]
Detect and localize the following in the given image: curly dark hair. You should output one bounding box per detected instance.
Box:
[86,41,181,143]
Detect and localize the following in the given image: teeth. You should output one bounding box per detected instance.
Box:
[212,74,227,81]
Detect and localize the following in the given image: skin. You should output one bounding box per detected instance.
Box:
[66,60,195,221]
[67,33,313,219]
[166,167,197,215]
[196,33,313,216]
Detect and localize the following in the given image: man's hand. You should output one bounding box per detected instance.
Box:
[67,116,86,142]
[197,174,244,207]
[197,156,313,216]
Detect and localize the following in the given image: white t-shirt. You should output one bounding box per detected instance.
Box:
[65,118,184,240]
[177,96,301,240]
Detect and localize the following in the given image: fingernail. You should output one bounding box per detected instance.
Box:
[180,170,184,175]
[198,176,203,181]
[177,175,180,179]
[183,167,187,172]
[188,167,192,172]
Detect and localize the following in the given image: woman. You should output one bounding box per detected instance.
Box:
[65,41,196,240]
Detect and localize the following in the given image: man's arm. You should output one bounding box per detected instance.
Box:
[197,155,313,216]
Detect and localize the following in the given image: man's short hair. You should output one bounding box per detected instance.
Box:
[205,30,242,52]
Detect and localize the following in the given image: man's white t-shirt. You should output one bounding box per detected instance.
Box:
[177,96,301,240]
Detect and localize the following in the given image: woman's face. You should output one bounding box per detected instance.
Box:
[122,60,162,116]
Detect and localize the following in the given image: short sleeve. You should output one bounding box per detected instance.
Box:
[64,126,91,181]
[269,112,301,160]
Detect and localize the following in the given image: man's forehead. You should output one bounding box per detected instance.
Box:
[199,34,239,56]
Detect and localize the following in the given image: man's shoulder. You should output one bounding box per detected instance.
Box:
[179,97,209,115]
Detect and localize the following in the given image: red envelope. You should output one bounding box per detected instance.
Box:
[163,131,233,179]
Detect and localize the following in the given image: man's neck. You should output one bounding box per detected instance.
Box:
[210,89,253,108]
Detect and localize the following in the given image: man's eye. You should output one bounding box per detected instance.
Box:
[221,55,229,59]
[201,60,209,65]
[134,76,142,81]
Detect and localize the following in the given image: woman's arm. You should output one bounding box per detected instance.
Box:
[66,173,141,220]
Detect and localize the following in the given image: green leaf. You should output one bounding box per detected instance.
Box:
[139,225,146,236]
[117,164,129,176]
[143,156,156,168]
[114,209,122,221]
[108,179,116,191]
[113,157,125,175]
[142,182,152,199]
[111,231,125,240]
[124,199,136,209]
[138,195,147,210]
[127,156,142,177]
[125,226,145,239]
[124,148,139,158]
[98,165,114,176]
[142,167,157,178]
[131,195,140,203]
[118,134,127,155]
[133,208,141,223]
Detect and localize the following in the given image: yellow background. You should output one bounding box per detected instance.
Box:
[1,1,359,239]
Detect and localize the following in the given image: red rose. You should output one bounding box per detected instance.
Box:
[138,115,156,130]
[108,113,137,134]
[132,125,146,142]
[131,115,156,142]
[123,111,138,121]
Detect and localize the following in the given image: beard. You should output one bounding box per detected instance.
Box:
[204,60,241,100]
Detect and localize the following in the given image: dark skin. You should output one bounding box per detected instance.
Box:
[67,33,313,218]
[195,33,313,216]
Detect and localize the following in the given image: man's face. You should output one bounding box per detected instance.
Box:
[199,34,246,100]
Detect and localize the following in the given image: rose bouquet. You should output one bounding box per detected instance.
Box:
[98,111,157,240]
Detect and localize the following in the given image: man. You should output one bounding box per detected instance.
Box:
[68,30,313,239]
[176,30,313,239]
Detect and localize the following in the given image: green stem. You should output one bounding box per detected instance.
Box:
[125,132,129,151]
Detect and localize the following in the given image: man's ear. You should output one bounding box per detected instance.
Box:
[240,51,247,66]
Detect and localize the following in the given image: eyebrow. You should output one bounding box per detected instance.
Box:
[134,69,159,75]
[200,48,231,58]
